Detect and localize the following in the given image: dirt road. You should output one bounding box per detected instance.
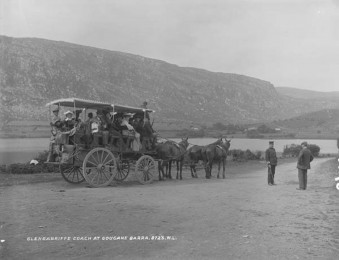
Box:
[0,158,338,259]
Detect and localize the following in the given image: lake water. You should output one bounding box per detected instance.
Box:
[0,137,337,164]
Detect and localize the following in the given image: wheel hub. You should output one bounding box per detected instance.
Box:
[97,163,105,171]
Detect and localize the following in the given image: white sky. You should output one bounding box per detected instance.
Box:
[1,0,339,91]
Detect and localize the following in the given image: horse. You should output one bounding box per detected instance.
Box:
[186,138,223,178]
[156,137,189,180]
[201,138,231,179]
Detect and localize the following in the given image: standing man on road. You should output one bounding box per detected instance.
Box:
[265,141,277,186]
[296,141,313,190]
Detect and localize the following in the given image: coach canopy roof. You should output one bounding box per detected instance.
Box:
[46,98,154,114]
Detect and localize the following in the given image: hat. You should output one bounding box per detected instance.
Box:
[123,112,133,117]
[301,141,308,146]
[269,141,274,144]
[52,108,59,112]
[64,110,73,116]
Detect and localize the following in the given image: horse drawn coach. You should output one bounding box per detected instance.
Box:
[45,98,157,187]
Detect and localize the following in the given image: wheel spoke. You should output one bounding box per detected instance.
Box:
[100,150,105,163]
[102,170,110,181]
[82,148,117,187]
[90,154,99,165]
[86,160,97,167]
[135,156,155,184]
[64,166,73,174]
[102,152,110,165]
[75,170,80,182]
[98,170,104,184]
[103,169,113,180]
[92,169,99,184]
[60,165,84,184]
[104,158,114,165]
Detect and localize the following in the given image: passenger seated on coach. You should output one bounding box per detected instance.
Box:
[132,115,143,135]
[63,111,76,131]
[75,109,83,125]
[121,113,142,151]
[77,112,94,148]
[61,111,77,144]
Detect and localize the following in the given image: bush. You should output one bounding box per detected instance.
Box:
[0,163,57,174]
[257,124,276,133]
[309,144,320,157]
[283,144,301,157]
[230,149,261,161]
[246,130,264,139]
[33,150,49,162]
[283,143,321,157]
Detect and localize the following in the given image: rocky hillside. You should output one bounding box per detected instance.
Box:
[1,35,339,130]
[272,109,339,138]
[276,87,339,100]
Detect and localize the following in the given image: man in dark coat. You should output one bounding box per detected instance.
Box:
[265,141,278,185]
[296,141,314,190]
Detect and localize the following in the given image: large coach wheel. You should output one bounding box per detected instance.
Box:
[60,164,85,184]
[82,148,117,187]
[114,160,130,182]
[135,155,155,185]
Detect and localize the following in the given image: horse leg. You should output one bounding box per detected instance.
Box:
[168,160,172,179]
[194,160,199,178]
[192,164,197,178]
[190,162,195,178]
[163,160,169,179]
[223,158,226,179]
[203,160,209,179]
[176,161,180,180]
[206,161,212,179]
[209,161,213,178]
[179,160,183,180]
[217,161,221,179]
[158,160,162,181]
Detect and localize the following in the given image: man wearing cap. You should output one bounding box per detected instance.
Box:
[265,141,278,186]
[141,101,148,109]
[296,142,313,190]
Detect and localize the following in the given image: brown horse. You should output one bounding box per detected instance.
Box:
[186,138,223,178]
[201,138,231,179]
[156,137,189,180]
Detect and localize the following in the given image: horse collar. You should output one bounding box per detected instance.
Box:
[174,143,181,148]
[216,145,225,151]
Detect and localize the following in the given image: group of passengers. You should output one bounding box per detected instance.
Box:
[50,108,83,133]
[47,103,155,162]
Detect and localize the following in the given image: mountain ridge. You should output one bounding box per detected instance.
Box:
[276,86,339,99]
[1,35,339,131]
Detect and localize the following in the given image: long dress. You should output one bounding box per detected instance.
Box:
[121,119,141,151]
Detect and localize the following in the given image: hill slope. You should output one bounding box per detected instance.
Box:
[268,109,339,139]
[276,87,339,100]
[1,35,339,131]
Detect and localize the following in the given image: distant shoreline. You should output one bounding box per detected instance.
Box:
[0,133,338,140]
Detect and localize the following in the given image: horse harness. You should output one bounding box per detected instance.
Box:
[216,145,227,156]
[170,142,188,160]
